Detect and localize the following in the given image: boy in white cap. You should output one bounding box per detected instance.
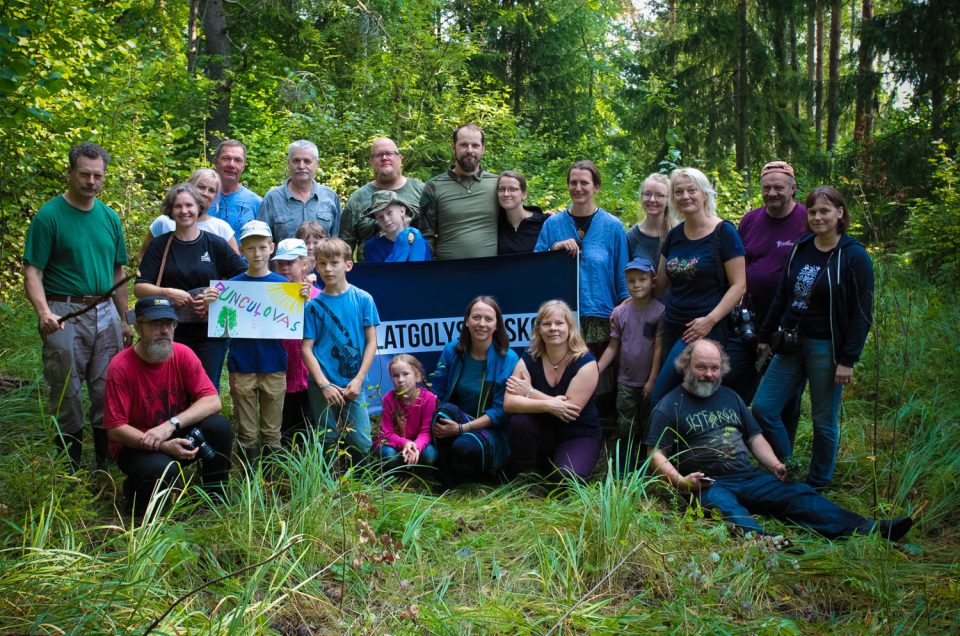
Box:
[272,238,320,445]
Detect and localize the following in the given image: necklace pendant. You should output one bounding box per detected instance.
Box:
[577,229,585,240]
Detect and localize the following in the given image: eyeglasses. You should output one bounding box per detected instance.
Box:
[372,151,400,160]
[641,191,667,200]
[497,187,521,194]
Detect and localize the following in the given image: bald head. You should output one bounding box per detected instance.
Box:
[676,339,729,397]
[370,137,403,187]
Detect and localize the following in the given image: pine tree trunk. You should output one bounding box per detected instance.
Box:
[853,0,873,146]
[815,1,824,147]
[806,1,816,123]
[735,0,748,170]
[791,17,801,123]
[186,0,200,75]
[826,0,841,150]
[203,0,232,148]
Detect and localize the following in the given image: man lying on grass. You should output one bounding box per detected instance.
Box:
[646,339,912,543]
[103,297,233,515]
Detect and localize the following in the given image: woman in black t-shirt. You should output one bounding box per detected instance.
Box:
[752,186,874,490]
[135,182,246,390]
[504,300,601,481]
[496,170,546,255]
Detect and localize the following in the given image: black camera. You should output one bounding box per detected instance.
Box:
[184,427,216,462]
[770,326,802,355]
[729,305,757,344]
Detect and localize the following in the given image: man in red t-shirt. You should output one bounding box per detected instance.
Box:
[104,296,232,513]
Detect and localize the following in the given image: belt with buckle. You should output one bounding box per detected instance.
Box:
[46,294,108,306]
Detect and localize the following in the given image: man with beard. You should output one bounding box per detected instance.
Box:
[418,123,499,259]
[342,137,424,261]
[726,161,808,403]
[258,139,341,242]
[24,142,132,471]
[646,339,913,542]
[104,297,233,514]
[209,139,261,235]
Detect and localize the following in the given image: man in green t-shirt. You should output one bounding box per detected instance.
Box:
[23,142,132,471]
[418,124,500,260]
[341,137,424,261]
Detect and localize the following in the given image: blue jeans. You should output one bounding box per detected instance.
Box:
[699,469,870,538]
[307,380,372,456]
[725,334,804,434]
[752,338,842,488]
[379,444,438,467]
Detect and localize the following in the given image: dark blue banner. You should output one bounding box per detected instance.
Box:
[347,251,579,410]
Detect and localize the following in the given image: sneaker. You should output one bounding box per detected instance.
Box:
[875,515,913,542]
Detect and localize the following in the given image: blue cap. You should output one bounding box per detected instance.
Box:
[625,256,656,273]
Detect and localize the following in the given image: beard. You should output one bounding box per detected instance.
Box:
[143,339,174,363]
[683,368,721,398]
[456,153,479,174]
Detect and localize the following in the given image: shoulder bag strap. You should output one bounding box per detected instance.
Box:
[155,233,175,288]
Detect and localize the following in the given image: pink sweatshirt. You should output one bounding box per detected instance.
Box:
[378,388,437,451]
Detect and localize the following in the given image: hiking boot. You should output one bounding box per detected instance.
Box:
[876,516,913,542]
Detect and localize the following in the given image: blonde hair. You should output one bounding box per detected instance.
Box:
[527,300,588,361]
[187,168,220,194]
[388,354,427,436]
[668,167,718,217]
[295,220,327,242]
[313,237,352,262]
[639,172,677,241]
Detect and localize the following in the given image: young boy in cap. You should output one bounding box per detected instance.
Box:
[272,238,321,445]
[205,220,288,465]
[363,190,431,262]
[598,257,665,471]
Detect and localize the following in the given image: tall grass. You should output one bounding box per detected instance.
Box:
[0,265,958,634]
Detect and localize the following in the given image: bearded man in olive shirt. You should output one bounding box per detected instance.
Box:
[418,124,499,260]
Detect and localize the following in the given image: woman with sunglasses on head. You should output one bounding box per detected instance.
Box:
[752,186,873,490]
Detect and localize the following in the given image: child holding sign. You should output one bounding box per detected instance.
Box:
[204,220,287,466]
[272,238,321,446]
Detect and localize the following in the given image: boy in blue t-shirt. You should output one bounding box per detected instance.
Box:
[598,257,665,471]
[205,220,287,464]
[302,237,380,456]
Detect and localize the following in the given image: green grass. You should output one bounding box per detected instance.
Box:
[0,263,957,634]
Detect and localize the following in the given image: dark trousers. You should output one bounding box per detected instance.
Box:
[507,413,602,480]
[117,414,233,513]
[724,335,804,434]
[698,469,871,538]
[281,389,313,447]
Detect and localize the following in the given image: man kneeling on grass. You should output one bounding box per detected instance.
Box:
[104,297,232,514]
[646,339,912,543]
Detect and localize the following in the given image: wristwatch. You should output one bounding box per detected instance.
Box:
[170,416,181,432]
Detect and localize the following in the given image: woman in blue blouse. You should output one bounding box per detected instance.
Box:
[431,296,519,487]
[535,160,628,405]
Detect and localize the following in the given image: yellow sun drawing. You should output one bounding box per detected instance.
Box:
[266,283,305,314]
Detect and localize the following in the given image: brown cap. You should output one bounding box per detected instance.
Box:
[760,161,795,178]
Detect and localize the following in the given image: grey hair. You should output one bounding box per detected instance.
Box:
[674,339,730,376]
[669,167,718,217]
[288,139,319,161]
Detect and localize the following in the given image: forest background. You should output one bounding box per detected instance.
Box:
[0,0,958,634]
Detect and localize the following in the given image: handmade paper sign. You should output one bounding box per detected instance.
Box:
[206,280,305,339]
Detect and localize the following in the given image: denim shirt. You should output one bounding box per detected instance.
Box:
[258,180,342,242]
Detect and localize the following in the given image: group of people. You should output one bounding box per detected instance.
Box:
[22,130,912,543]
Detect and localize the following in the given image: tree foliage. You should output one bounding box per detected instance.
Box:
[0,0,958,297]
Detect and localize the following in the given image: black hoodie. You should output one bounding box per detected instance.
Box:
[759,232,874,367]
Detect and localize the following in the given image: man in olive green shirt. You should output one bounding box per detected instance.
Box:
[418,124,499,260]
[342,137,424,261]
